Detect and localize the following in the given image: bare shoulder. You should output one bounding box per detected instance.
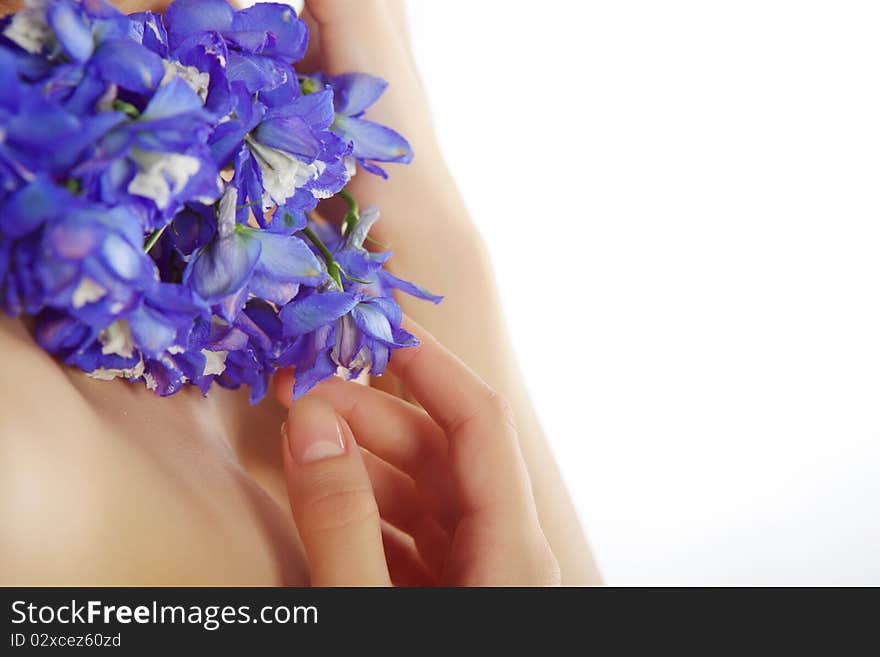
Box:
[0,329,170,584]
[0,317,306,585]
[0,404,305,585]
[0,315,80,416]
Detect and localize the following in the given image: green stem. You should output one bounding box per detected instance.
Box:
[144,225,167,254]
[365,234,391,250]
[339,188,360,234]
[302,226,344,289]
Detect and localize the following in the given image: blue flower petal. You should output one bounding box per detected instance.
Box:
[141,76,205,120]
[351,302,394,343]
[254,115,321,160]
[369,342,391,376]
[251,231,323,283]
[233,303,276,352]
[141,77,207,123]
[0,48,21,105]
[209,325,249,353]
[248,278,299,307]
[174,31,233,117]
[366,296,403,329]
[0,178,70,239]
[165,0,234,50]
[333,115,413,164]
[35,312,96,353]
[146,280,211,316]
[293,348,336,399]
[279,291,359,337]
[243,298,283,343]
[215,284,249,322]
[209,122,248,168]
[98,232,146,281]
[329,73,387,117]
[379,269,444,303]
[230,3,308,60]
[226,51,287,94]
[91,39,165,95]
[248,231,322,306]
[47,0,95,62]
[144,357,187,396]
[268,88,335,129]
[269,204,307,233]
[184,230,261,302]
[128,11,169,57]
[129,305,178,358]
[359,160,389,178]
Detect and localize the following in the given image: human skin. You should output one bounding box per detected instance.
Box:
[0,0,601,585]
[279,318,560,586]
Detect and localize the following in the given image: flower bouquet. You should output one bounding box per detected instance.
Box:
[0,0,440,402]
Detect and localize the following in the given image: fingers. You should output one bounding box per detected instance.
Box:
[380,522,436,587]
[389,318,539,526]
[282,396,390,586]
[362,449,450,574]
[308,375,447,477]
[304,376,459,530]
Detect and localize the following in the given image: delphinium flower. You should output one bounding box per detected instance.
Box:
[0,0,439,403]
[305,72,413,178]
[277,201,442,398]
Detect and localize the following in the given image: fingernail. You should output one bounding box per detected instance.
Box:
[286,399,346,464]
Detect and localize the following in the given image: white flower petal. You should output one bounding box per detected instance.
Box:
[162,60,210,105]
[343,155,357,178]
[201,349,228,377]
[217,185,238,238]
[3,0,50,54]
[71,277,107,309]
[143,371,158,391]
[88,358,145,382]
[99,319,135,359]
[128,149,201,210]
[246,138,320,209]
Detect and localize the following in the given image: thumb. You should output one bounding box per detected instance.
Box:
[282,396,391,586]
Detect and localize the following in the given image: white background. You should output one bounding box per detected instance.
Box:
[407,1,880,584]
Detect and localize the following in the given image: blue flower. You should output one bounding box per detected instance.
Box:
[2,0,126,62]
[272,207,441,398]
[277,288,357,397]
[331,206,444,304]
[38,202,156,327]
[0,46,124,188]
[164,0,307,94]
[130,10,234,119]
[210,83,351,230]
[308,73,414,178]
[77,76,223,230]
[3,0,164,102]
[0,0,433,403]
[183,186,325,320]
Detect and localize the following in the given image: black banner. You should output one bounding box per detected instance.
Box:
[0,587,873,651]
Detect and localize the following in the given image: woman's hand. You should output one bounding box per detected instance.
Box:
[295,0,601,584]
[274,320,560,586]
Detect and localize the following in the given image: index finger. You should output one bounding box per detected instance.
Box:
[389,318,538,523]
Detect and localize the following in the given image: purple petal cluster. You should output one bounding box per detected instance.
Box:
[0,0,438,401]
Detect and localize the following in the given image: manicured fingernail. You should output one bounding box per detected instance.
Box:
[286,400,346,464]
